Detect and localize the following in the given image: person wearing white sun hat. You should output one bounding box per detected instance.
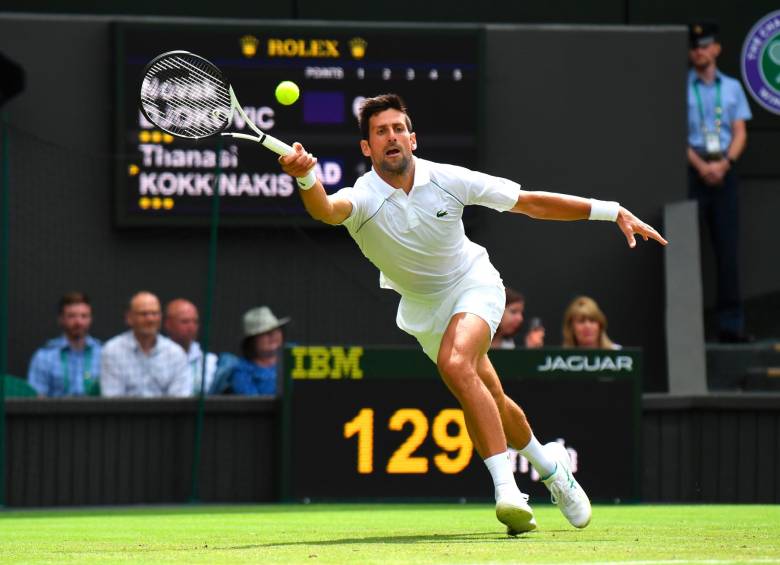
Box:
[210,306,290,395]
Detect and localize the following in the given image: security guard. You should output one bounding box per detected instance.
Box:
[687,22,752,342]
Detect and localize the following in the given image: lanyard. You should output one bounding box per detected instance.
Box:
[60,346,92,394]
[693,78,722,133]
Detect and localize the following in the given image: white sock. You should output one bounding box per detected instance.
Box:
[484,451,519,501]
[519,436,557,480]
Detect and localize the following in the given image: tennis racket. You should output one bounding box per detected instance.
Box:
[139,50,316,188]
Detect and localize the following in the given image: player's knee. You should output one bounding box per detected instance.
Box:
[437,355,478,396]
[437,352,467,380]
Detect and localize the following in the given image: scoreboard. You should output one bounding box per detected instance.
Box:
[113,23,481,227]
[280,346,642,502]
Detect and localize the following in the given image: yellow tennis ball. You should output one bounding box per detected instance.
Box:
[275,80,300,105]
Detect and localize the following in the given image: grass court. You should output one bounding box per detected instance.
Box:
[2,503,779,564]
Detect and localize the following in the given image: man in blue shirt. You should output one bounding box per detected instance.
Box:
[27,292,101,397]
[687,22,753,342]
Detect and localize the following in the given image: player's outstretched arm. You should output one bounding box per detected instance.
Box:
[511,190,668,248]
[279,142,352,225]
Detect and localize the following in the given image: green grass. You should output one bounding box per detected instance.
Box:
[1,504,779,564]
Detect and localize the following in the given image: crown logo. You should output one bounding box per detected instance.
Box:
[349,37,367,59]
[240,35,259,58]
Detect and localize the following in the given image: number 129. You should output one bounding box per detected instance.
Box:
[343,408,474,475]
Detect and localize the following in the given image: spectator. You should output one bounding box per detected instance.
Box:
[562,296,620,350]
[211,306,289,395]
[686,22,752,342]
[27,291,101,397]
[490,288,544,350]
[164,298,217,395]
[101,291,191,397]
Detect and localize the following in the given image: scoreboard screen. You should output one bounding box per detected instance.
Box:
[113,23,481,227]
[281,347,642,502]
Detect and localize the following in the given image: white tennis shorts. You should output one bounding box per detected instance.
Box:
[395,264,505,364]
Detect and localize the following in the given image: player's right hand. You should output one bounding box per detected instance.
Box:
[279,142,317,178]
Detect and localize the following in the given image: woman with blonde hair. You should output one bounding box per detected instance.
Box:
[562,296,620,350]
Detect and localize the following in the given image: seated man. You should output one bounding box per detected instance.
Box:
[27,291,101,397]
[163,298,217,395]
[211,306,289,395]
[101,291,191,397]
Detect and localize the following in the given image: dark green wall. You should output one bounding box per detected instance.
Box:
[0,15,680,392]
[1,4,778,390]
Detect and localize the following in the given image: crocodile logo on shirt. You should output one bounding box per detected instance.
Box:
[436,210,448,218]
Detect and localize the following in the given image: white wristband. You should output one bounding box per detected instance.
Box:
[588,199,620,222]
[296,169,317,190]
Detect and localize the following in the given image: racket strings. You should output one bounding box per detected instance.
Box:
[142,73,225,136]
[141,53,231,138]
[153,57,226,104]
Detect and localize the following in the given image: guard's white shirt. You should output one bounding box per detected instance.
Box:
[337,157,521,298]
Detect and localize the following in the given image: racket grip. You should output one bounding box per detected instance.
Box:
[262,135,317,189]
[261,135,295,156]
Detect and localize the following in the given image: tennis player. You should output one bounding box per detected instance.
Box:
[279,94,667,534]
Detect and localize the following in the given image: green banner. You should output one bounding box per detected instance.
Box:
[284,345,641,381]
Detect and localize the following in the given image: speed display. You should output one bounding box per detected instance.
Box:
[113,23,481,226]
[281,347,641,502]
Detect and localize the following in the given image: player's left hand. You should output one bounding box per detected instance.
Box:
[616,208,668,248]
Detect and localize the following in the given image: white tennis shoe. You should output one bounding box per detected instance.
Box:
[542,441,592,528]
[495,490,537,535]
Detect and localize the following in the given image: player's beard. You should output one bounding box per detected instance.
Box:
[379,150,411,176]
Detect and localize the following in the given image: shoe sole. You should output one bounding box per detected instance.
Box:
[496,501,537,535]
[574,515,591,529]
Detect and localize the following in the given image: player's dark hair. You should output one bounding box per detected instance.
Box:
[505,288,525,307]
[58,291,90,314]
[358,94,413,140]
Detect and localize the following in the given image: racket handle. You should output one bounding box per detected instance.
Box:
[221,132,317,189]
[261,135,317,189]
[261,134,295,156]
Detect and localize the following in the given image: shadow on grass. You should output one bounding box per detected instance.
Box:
[235,531,519,549]
[227,529,596,550]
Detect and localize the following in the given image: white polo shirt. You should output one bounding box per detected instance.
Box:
[336,157,521,298]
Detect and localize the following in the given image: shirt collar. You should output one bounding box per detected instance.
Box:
[50,334,98,351]
[689,68,723,85]
[412,157,431,188]
[130,331,159,354]
[48,335,69,349]
[367,156,429,198]
[188,341,203,361]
